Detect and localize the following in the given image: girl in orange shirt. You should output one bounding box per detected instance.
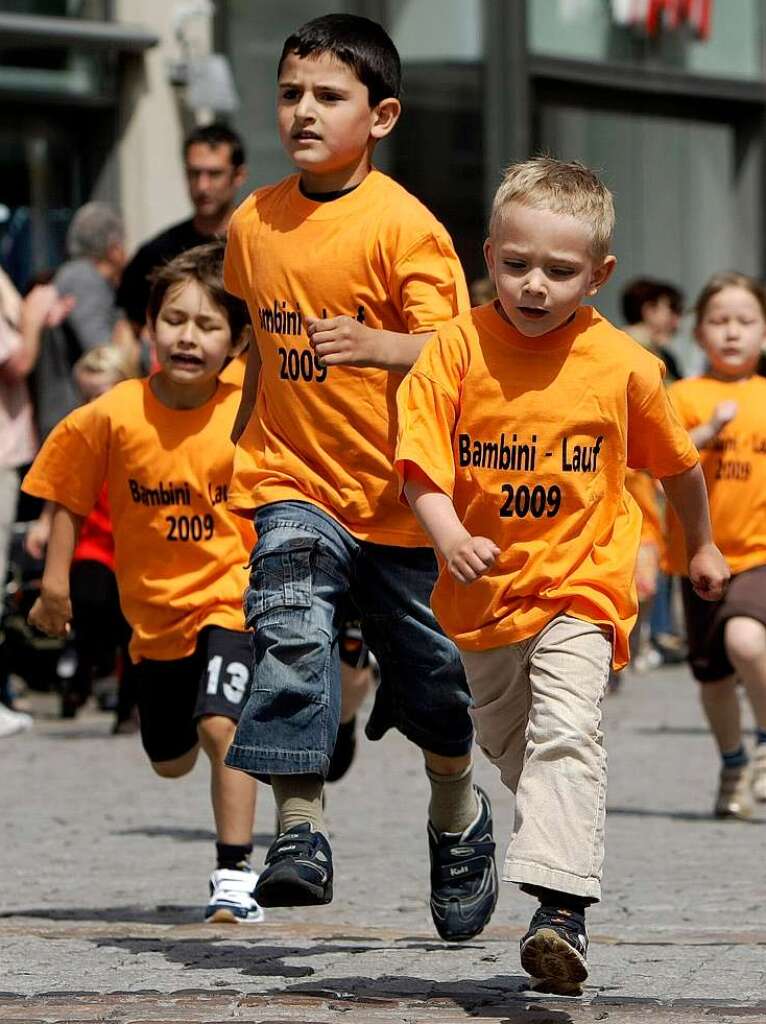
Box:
[668,273,766,819]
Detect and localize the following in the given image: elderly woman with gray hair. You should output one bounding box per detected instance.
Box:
[35,202,136,439]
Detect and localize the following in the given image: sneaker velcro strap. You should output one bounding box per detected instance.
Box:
[436,839,494,865]
[266,835,315,865]
[436,853,489,884]
[213,870,255,893]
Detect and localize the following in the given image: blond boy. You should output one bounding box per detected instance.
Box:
[396,158,729,993]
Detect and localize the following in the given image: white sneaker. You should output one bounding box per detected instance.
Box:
[752,746,766,802]
[714,763,753,819]
[0,703,33,738]
[204,865,264,923]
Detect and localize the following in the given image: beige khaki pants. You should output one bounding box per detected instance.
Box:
[460,614,612,901]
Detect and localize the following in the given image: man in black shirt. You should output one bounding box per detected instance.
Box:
[117,124,247,335]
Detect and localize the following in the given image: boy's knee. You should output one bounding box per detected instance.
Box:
[151,746,198,778]
[197,714,237,758]
[724,617,766,664]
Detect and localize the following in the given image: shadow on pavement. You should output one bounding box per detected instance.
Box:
[113,825,274,847]
[275,974,571,1016]
[607,806,766,824]
[39,726,115,740]
[0,904,202,924]
[87,936,467,982]
[636,725,760,737]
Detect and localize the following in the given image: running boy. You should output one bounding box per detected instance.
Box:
[395,158,729,992]
[23,242,263,924]
[665,272,766,820]
[223,12,497,941]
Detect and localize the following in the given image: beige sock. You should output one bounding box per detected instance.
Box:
[426,762,479,835]
[271,774,325,833]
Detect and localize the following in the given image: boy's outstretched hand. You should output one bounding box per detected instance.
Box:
[306,315,380,367]
[28,588,72,638]
[446,535,500,586]
[688,542,730,602]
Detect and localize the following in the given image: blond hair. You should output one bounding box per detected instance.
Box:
[73,344,134,383]
[489,157,615,263]
[694,271,766,327]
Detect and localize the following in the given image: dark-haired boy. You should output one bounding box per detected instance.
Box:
[223,13,497,941]
[621,277,684,382]
[118,124,248,336]
[25,243,263,924]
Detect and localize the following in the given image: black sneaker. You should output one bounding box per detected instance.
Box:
[520,906,589,995]
[428,785,498,942]
[254,823,333,907]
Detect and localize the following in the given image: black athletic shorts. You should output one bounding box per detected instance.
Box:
[134,626,252,763]
[681,564,766,683]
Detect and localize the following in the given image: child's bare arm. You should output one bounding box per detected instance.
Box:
[230,343,263,444]
[307,316,431,374]
[27,503,82,637]
[24,501,54,559]
[688,400,738,450]
[403,472,500,585]
[660,463,729,601]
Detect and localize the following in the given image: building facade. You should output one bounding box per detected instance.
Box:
[2,0,765,338]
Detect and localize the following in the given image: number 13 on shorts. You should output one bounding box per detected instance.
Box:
[206,654,250,704]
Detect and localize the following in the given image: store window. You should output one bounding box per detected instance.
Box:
[0,1,114,98]
[388,0,486,283]
[538,95,761,369]
[0,1,108,14]
[528,0,764,81]
[0,108,112,290]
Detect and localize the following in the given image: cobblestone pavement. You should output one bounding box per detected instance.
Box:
[2,664,765,1023]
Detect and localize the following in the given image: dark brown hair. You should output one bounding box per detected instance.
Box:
[694,271,766,327]
[146,240,249,342]
[621,277,683,325]
[184,123,245,169]
[278,13,401,106]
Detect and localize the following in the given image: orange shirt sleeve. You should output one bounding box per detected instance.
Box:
[391,232,469,333]
[626,359,698,477]
[22,401,109,517]
[666,381,700,431]
[395,328,466,497]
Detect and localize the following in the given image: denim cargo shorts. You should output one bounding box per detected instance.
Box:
[225,500,473,779]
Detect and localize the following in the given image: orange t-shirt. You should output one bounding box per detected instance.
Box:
[22,378,254,662]
[223,169,469,546]
[219,352,246,387]
[665,374,766,576]
[395,303,699,669]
